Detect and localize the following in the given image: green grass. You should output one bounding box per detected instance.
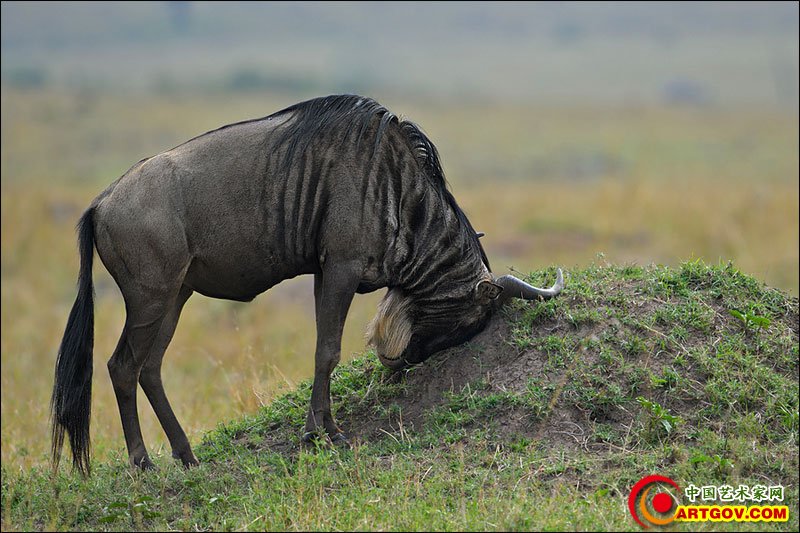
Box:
[2,262,797,531]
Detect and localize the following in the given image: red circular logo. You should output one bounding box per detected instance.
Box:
[628,475,680,528]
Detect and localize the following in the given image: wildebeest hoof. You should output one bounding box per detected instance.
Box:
[302,430,320,444]
[182,458,200,468]
[173,450,200,468]
[302,430,349,448]
[330,432,349,448]
[132,455,156,470]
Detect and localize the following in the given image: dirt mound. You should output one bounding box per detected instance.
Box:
[338,264,798,455]
[344,315,547,442]
[223,263,798,470]
[343,306,658,452]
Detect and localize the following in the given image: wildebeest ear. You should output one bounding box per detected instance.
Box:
[476,280,503,301]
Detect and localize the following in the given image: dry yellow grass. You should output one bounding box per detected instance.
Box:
[2,88,797,469]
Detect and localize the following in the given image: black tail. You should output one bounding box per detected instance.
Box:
[51,208,95,475]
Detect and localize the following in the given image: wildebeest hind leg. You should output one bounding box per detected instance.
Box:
[303,264,360,444]
[107,289,179,469]
[138,285,198,467]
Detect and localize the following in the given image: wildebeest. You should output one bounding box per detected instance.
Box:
[51,95,564,474]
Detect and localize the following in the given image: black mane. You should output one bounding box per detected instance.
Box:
[274,95,492,271]
[397,118,491,272]
[272,94,396,168]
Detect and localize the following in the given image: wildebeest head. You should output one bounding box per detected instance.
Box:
[367,261,564,370]
[360,106,565,369]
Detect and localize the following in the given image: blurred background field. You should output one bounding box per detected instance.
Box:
[1,2,798,470]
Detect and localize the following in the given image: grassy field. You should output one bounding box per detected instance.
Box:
[2,262,797,531]
[1,86,798,479]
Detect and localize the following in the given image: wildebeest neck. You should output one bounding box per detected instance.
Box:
[390,180,488,300]
[382,117,490,296]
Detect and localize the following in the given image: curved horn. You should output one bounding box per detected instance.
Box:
[495,268,564,304]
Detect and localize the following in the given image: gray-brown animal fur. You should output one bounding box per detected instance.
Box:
[51,95,564,474]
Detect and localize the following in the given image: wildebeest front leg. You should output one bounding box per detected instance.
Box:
[303,262,360,444]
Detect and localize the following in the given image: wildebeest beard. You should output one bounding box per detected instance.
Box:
[367,282,494,370]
